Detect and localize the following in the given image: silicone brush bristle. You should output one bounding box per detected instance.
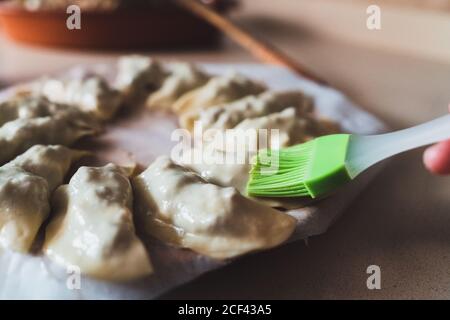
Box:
[248,141,314,197]
[247,134,352,198]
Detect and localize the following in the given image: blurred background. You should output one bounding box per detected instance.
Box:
[1,0,449,128]
[0,0,449,299]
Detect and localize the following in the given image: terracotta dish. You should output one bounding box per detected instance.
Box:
[0,0,237,49]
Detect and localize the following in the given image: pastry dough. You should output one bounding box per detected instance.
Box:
[146,63,209,111]
[6,144,89,192]
[0,105,99,165]
[228,107,335,148]
[0,167,49,253]
[197,90,314,131]
[174,73,266,127]
[0,145,86,253]
[44,164,153,281]
[182,107,339,193]
[27,76,123,121]
[133,156,296,259]
[115,55,166,100]
[0,95,71,127]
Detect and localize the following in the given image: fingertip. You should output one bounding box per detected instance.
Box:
[423,144,439,173]
[424,140,450,175]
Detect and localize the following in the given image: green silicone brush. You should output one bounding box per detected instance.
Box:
[247,114,450,198]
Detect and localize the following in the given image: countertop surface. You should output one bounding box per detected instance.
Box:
[0,0,449,299]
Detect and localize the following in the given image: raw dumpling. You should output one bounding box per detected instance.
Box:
[0,95,71,127]
[226,107,338,148]
[132,156,296,259]
[115,55,166,100]
[0,167,49,253]
[44,164,153,282]
[27,76,123,121]
[146,63,210,111]
[0,145,86,253]
[181,107,339,193]
[174,73,266,126]
[0,106,99,165]
[197,90,314,131]
[5,144,89,192]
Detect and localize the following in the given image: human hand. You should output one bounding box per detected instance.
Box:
[423,104,450,175]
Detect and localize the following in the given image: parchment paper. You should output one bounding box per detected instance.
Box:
[0,63,387,300]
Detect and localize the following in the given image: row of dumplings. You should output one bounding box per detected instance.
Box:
[0,55,231,166]
[0,145,297,281]
[0,55,338,282]
[3,55,337,199]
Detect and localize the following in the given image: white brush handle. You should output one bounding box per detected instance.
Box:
[346,114,450,178]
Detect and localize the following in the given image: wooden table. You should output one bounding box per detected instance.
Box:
[0,0,449,299]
